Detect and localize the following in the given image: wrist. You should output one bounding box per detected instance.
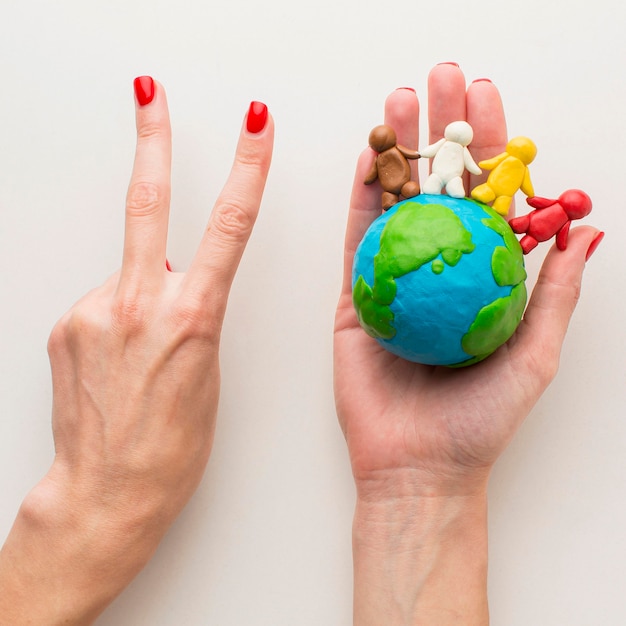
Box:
[353,461,492,502]
[0,463,162,624]
[352,480,489,625]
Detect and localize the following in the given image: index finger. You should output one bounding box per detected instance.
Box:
[119,77,172,293]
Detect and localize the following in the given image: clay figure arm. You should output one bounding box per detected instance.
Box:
[556,220,572,250]
[397,144,421,160]
[363,158,379,185]
[418,137,445,158]
[508,213,531,233]
[477,151,507,170]
[0,79,274,624]
[463,146,482,175]
[335,66,604,625]
[520,167,535,197]
[526,195,555,209]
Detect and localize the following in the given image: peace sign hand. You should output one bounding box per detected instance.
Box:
[0,78,274,624]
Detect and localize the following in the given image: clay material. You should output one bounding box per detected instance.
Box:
[364,125,421,210]
[509,189,593,254]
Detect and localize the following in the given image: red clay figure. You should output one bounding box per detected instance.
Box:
[509,189,593,254]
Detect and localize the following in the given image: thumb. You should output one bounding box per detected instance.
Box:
[512,226,604,380]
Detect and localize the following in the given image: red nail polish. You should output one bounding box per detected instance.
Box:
[437,61,460,67]
[165,258,172,272]
[246,101,268,134]
[472,78,493,83]
[396,87,416,93]
[585,231,604,261]
[134,76,155,106]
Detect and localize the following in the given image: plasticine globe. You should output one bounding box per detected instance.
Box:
[352,194,528,366]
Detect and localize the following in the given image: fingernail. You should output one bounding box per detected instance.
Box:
[585,231,604,261]
[437,61,460,67]
[246,101,268,134]
[134,76,155,106]
[165,258,172,272]
[396,87,416,93]
[472,78,492,83]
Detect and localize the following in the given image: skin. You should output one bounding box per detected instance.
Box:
[0,66,603,625]
[334,63,602,625]
[0,81,274,624]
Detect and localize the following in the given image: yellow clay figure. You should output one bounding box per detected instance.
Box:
[470,136,537,216]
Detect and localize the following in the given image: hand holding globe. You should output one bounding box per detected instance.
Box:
[333,63,603,624]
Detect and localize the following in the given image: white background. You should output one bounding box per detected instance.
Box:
[1,1,624,623]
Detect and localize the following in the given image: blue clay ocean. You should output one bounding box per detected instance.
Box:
[352,194,528,367]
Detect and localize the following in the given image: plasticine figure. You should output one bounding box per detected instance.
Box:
[364,124,421,210]
[509,189,593,254]
[420,121,481,198]
[470,136,537,216]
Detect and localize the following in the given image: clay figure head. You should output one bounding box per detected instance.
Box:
[368,125,397,153]
[559,189,593,219]
[444,121,474,146]
[505,136,537,164]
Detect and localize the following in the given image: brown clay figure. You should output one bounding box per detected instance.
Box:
[364,124,421,210]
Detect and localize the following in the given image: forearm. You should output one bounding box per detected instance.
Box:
[352,483,489,626]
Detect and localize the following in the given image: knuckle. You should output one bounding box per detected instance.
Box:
[49,299,108,348]
[235,142,270,170]
[541,358,560,385]
[209,196,256,242]
[570,281,582,306]
[546,275,582,310]
[110,293,148,334]
[536,361,559,392]
[169,297,222,344]
[523,346,560,390]
[47,314,71,356]
[535,351,559,385]
[541,274,582,308]
[46,287,153,358]
[126,180,168,218]
[137,118,166,143]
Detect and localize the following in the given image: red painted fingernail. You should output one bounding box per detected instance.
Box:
[472,78,492,83]
[396,87,416,93]
[134,76,155,106]
[437,61,460,67]
[246,101,268,134]
[165,258,172,272]
[585,231,604,261]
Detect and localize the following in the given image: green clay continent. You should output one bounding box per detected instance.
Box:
[480,204,527,287]
[459,282,527,365]
[353,202,476,340]
[456,204,528,365]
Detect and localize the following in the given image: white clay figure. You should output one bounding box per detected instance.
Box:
[420,121,481,198]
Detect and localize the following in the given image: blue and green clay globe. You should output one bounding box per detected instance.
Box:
[352,194,528,367]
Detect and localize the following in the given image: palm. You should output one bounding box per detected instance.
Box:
[335,292,538,491]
